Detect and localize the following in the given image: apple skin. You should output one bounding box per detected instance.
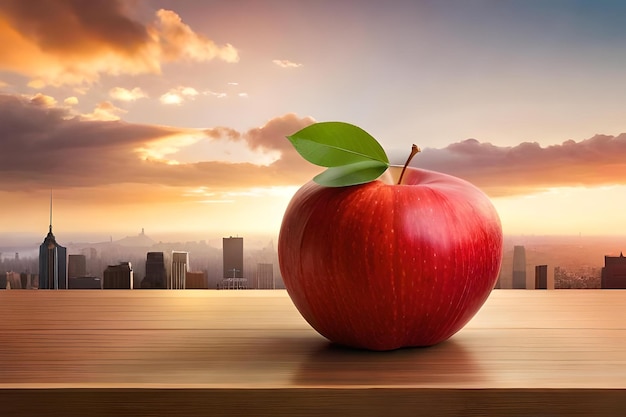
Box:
[278,166,503,351]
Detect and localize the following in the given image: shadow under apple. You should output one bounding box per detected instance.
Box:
[291,338,485,387]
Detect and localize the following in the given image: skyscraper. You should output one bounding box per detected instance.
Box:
[103,262,133,289]
[535,265,548,289]
[220,236,246,289]
[223,237,244,279]
[39,193,67,289]
[512,245,527,289]
[170,251,188,289]
[601,252,626,289]
[141,252,166,289]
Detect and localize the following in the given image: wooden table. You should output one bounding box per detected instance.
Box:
[0,290,624,416]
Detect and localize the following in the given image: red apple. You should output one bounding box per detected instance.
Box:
[278,165,503,351]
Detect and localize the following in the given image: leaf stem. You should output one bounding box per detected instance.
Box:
[397,144,421,185]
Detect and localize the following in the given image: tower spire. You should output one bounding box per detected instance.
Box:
[49,190,53,233]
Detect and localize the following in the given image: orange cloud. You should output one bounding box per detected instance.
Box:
[272,59,302,68]
[81,101,127,121]
[153,9,239,63]
[109,87,147,102]
[160,86,199,105]
[0,1,239,86]
[29,92,57,107]
[403,135,626,196]
[63,96,79,106]
[206,90,228,99]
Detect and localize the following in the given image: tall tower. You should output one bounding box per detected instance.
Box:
[39,192,67,289]
[535,264,548,289]
[170,251,189,289]
[512,245,526,289]
[223,237,244,279]
[220,236,246,289]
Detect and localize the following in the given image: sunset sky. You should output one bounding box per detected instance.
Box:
[2,0,626,246]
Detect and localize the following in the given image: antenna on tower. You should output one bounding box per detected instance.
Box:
[49,189,53,233]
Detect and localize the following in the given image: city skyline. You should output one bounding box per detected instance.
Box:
[2,234,624,290]
[2,223,626,289]
[1,227,287,290]
[3,1,626,241]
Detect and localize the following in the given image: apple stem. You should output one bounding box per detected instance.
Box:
[397,144,421,185]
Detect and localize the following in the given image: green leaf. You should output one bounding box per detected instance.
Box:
[313,160,389,187]
[287,122,389,167]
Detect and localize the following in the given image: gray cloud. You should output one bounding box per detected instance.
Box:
[0,0,149,55]
[0,94,317,192]
[3,92,626,198]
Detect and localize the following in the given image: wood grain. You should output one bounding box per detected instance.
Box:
[1,290,625,416]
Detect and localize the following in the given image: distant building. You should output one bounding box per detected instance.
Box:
[39,229,67,289]
[6,271,21,289]
[170,251,188,289]
[223,237,244,279]
[141,252,166,288]
[69,276,103,289]
[555,266,601,289]
[82,247,98,260]
[535,265,548,289]
[103,262,133,289]
[38,196,67,289]
[81,247,100,280]
[512,245,526,289]
[20,273,38,289]
[68,254,87,279]
[221,237,246,289]
[256,263,274,289]
[601,252,626,289]
[186,271,207,289]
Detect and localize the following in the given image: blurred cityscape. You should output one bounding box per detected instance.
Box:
[495,234,626,289]
[1,226,283,290]
[1,224,626,290]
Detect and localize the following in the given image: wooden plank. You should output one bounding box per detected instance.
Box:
[1,327,624,388]
[1,389,626,417]
[0,290,625,416]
